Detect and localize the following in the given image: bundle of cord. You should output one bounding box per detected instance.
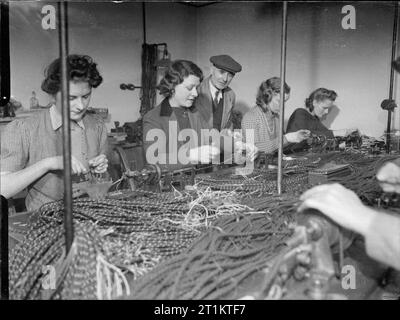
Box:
[9,195,204,300]
[279,152,400,207]
[10,188,276,299]
[10,220,131,300]
[195,168,308,194]
[326,154,399,206]
[126,197,297,300]
[312,150,374,164]
[39,198,203,261]
[240,192,300,213]
[282,157,321,174]
[108,187,268,228]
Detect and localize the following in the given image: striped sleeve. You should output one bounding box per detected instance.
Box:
[242,109,287,154]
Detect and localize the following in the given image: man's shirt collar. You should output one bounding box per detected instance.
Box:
[209,79,220,98]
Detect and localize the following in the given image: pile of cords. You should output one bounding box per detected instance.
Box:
[126,152,400,300]
[282,152,400,207]
[10,219,131,300]
[286,151,400,208]
[326,154,399,206]
[10,152,399,300]
[197,152,400,203]
[9,193,212,300]
[195,168,308,194]
[127,193,298,300]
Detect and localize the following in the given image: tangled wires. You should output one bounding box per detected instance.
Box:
[195,168,308,195]
[10,189,271,300]
[127,153,400,300]
[9,194,207,300]
[10,151,399,300]
[326,154,399,206]
[10,220,130,300]
[127,192,298,300]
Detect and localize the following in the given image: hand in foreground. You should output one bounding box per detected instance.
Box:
[376,161,400,193]
[298,183,376,236]
[376,162,400,193]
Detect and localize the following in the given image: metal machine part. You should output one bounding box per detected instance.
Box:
[124,163,162,190]
[124,164,196,192]
[308,163,352,185]
[306,132,363,152]
[297,210,341,299]
[254,152,275,170]
[241,208,355,300]
[114,146,195,192]
[306,134,334,152]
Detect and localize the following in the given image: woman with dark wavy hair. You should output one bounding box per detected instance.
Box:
[287,87,337,137]
[0,54,108,211]
[143,60,221,170]
[241,77,310,154]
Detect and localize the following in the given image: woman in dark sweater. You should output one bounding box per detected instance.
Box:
[286,88,337,151]
[287,88,337,136]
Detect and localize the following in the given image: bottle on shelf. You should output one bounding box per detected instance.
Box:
[29,91,39,109]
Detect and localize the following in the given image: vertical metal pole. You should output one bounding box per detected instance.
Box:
[58,2,74,252]
[278,1,288,195]
[142,2,146,44]
[0,196,9,300]
[386,1,399,153]
[0,1,10,109]
[0,1,10,300]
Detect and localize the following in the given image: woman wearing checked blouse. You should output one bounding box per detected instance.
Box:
[241,77,310,154]
[0,55,108,211]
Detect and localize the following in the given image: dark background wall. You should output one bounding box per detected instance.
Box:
[8,1,399,137]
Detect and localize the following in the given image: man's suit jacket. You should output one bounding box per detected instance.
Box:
[194,76,236,131]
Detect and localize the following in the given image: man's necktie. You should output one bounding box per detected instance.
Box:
[214,90,221,107]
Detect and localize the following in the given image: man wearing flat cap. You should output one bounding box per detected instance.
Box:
[194,54,242,132]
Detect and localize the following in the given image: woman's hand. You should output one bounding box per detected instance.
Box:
[88,154,109,174]
[189,145,220,164]
[285,129,310,143]
[298,183,376,236]
[376,161,400,193]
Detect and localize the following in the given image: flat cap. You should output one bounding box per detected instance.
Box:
[210,55,242,74]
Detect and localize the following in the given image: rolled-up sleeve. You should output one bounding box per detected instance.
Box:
[365,211,400,270]
[0,120,28,172]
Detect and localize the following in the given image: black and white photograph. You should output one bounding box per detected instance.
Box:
[0,0,399,305]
